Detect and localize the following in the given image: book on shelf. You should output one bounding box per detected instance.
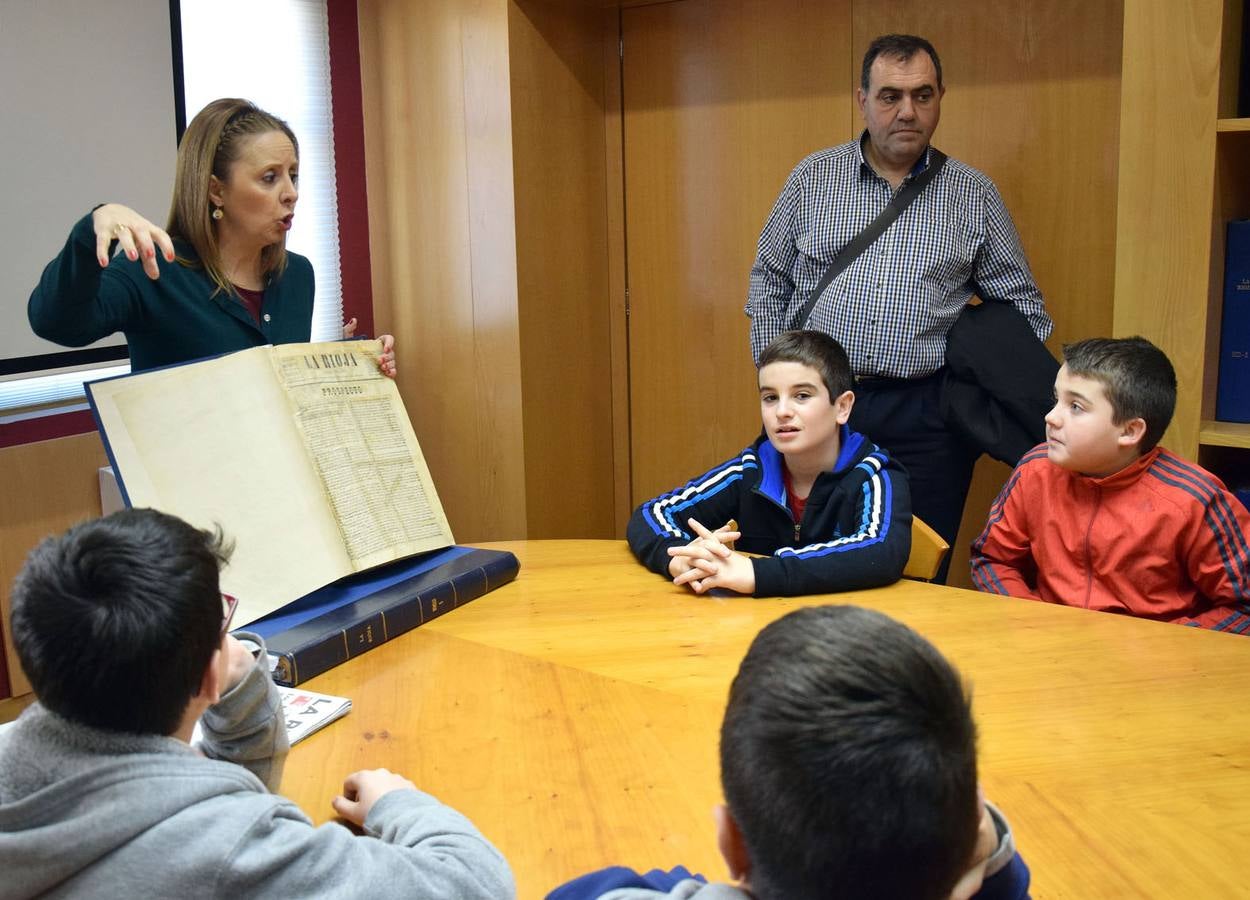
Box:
[248,545,519,687]
[1234,488,1250,515]
[85,340,456,627]
[1217,220,1250,423]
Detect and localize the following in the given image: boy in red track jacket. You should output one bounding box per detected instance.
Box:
[971,337,1250,633]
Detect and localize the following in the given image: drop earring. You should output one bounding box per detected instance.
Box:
[212,206,224,221]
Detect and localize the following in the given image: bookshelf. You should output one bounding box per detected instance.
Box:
[1200,420,1250,449]
[1201,1,1250,485]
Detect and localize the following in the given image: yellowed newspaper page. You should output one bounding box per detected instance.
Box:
[270,341,454,571]
[87,347,353,625]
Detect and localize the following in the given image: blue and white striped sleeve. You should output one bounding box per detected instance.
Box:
[626,449,757,578]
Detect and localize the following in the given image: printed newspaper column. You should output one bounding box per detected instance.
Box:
[270,343,452,570]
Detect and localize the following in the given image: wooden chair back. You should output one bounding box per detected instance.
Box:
[903,516,950,582]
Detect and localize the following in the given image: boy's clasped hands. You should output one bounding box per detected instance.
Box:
[667,517,753,595]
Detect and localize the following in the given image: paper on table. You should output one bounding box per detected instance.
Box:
[276,685,352,745]
[190,684,351,747]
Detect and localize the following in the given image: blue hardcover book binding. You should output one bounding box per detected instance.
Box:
[1217,220,1250,422]
[246,546,519,686]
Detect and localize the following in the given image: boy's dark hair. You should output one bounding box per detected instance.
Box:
[1062,336,1177,452]
[861,34,943,92]
[720,605,978,900]
[758,330,855,400]
[11,509,233,735]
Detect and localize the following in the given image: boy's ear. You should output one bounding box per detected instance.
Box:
[1117,416,1147,449]
[195,645,224,707]
[833,389,855,425]
[715,804,752,883]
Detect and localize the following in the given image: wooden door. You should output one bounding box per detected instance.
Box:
[621,0,854,506]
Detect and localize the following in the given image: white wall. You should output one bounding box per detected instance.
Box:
[0,0,176,373]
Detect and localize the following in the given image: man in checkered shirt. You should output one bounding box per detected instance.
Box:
[746,33,1053,582]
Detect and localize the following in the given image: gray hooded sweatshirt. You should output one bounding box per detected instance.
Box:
[0,636,514,899]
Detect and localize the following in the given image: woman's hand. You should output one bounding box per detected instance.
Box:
[343,319,397,379]
[377,333,396,378]
[92,203,175,280]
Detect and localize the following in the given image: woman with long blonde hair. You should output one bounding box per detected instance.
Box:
[30,98,394,375]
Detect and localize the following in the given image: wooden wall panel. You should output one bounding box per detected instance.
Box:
[508,1,618,538]
[622,0,853,506]
[1114,0,1223,460]
[0,432,108,697]
[358,0,528,542]
[854,1,1123,350]
[1218,0,1243,118]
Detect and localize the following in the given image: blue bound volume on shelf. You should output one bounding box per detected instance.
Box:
[1217,220,1250,422]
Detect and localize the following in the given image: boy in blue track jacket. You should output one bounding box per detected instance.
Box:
[627,330,911,596]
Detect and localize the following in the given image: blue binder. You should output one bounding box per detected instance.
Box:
[1216,220,1250,422]
[245,545,519,686]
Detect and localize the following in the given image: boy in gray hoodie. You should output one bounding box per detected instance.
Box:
[0,509,513,899]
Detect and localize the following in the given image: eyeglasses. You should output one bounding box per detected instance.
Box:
[221,593,239,638]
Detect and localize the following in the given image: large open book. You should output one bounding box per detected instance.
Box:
[87,341,454,626]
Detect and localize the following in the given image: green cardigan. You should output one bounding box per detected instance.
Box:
[29,213,315,371]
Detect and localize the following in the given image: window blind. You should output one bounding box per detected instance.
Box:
[180,0,344,342]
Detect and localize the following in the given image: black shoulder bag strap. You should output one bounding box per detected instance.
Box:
[787,148,948,331]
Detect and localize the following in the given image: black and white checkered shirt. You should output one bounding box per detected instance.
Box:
[746,135,1053,375]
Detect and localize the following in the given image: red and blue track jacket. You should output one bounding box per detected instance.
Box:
[971,445,1250,633]
[627,428,911,596]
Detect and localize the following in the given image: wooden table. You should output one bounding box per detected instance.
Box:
[281,540,1250,899]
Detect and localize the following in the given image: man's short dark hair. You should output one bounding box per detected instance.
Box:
[1062,336,1177,452]
[758,330,854,400]
[861,34,943,92]
[720,605,978,900]
[11,509,232,735]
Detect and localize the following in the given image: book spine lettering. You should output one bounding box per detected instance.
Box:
[345,613,387,658]
[417,581,456,624]
[273,614,385,688]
